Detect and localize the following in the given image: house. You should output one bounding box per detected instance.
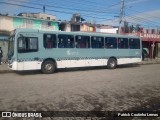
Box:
[0,13,59,61]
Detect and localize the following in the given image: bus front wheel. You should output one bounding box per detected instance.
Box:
[107,58,117,69]
[41,60,56,74]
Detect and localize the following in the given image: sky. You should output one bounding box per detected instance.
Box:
[0,0,160,29]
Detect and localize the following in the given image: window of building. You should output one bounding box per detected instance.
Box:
[152,29,155,34]
[23,19,33,28]
[48,22,51,26]
[129,38,140,49]
[58,34,74,48]
[75,35,90,48]
[43,34,57,48]
[47,17,50,20]
[146,29,148,34]
[91,36,104,48]
[42,21,52,29]
[105,37,117,49]
[118,38,128,49]
[18,37,38,53]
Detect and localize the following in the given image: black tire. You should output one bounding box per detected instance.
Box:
[107,58,117,69]
[41,60,56,74]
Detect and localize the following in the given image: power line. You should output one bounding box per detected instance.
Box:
[0,1,42,10]
[125,7,160,20]
[121,0,160,28]
[6,0,119,15]
[125,13,160,25]
[5,0,119,21]
[122,19,153,28]
[0,1,112,20]
[10,0,117,12]
[60,0,120,15]
[34,0,117,9]
[3,0,120,21]
[124,0,160,23]
[124,13,160,27]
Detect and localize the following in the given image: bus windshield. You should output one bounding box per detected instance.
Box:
[8,35,15,60]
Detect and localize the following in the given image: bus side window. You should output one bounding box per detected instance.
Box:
[58,38,65,48]
[105,37,117,49]
[118,38,128,49]
[58,34,74,48]
[18,37,38,53]
[75,35,90,48]
[18,37,26,50]
[129,38,140,49]
[43,34,57,48]
[91,36,104,48]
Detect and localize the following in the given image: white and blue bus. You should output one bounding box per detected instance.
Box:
[8,28,142,74]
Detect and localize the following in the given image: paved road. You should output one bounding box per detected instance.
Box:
[0,64,160,119]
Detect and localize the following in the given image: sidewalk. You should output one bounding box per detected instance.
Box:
[0,64,13,73]
[141,58,160,65]
[0,59,160,74]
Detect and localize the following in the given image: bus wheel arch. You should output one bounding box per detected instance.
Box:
[41,58,57,74]
[107,57,117,69]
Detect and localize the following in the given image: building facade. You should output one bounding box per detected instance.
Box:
[121,26,160,59]
[0,14,59,62]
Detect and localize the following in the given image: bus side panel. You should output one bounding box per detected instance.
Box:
[41,48,107,68]
[57,59,108,68]
[117,58,141,64]
[17,61,24,70]
[105,48,142,65]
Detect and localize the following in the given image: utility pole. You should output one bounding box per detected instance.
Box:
[43,5,45,13]
[118,0,124,34]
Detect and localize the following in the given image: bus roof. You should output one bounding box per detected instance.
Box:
[14,28,140,39]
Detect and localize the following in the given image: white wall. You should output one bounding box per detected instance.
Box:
[96,28,118,34]
[65,24,71,32]
[0,16,13,31]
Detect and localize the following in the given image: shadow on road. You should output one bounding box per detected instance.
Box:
[117,63,140,68]
[16,70,42,75]
[15,64,140,75]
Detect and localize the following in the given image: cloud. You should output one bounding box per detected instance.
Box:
[101,9,160,27]
[124,10,160,26]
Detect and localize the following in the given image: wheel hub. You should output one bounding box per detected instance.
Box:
[45,64,52,71]
[110,62,115,67]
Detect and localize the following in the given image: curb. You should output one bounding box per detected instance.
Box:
[0,70,14,74]
[0,64,13,74]
[140,61,160,65]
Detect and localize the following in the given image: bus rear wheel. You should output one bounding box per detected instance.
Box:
[107,58,117,69]
[41,60,56,74]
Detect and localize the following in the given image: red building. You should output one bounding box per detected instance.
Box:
[122,28,160,59]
